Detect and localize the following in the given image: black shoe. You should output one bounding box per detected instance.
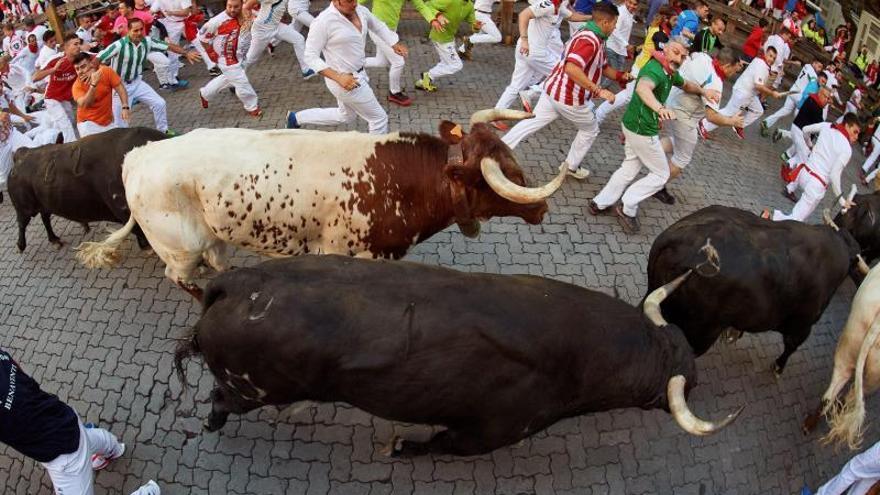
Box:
[653,187,676,205]
[782,188,798,203]
[208,67,222,77]
[587,200,607,216]
[772,129,782,143]
[614,205,640,233]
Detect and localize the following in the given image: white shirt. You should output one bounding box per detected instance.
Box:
[802,122,852,199]
[76,26,94,44]
[2,31,26,58]
[304,4,398,80]
[526,0,571,57]
[605,3,634,56]
[10,43,37,75]
[35,45,58,71]
[474,0,496,12]
[253,0,287,32]
[762,34,790,75]
[667,52,721,122]
[199,11,243,65]
[849,87,862,106]
[733,56,769,97]
[151,0,192,23]
[790,63,817,95]
[28,25,47,48]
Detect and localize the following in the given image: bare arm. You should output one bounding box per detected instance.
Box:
[564,62,615,101]
[705,107,742,128]
[517,7,535,53]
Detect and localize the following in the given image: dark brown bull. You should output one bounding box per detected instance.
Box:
[175,253,742,457]
[9,127,166,252]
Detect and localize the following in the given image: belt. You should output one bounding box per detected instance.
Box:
[476,9,492,13]
[795,163,828,188]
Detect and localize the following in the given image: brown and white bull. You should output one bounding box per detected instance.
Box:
[75,110,564,299]
[802,262,880,449]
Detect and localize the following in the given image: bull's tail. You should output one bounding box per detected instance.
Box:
[74,216,137,268]
[824,315,880,450]
[174,327,201,392]
[693,238,721,278]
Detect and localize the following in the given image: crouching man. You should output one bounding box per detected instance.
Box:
[0,347,160,495]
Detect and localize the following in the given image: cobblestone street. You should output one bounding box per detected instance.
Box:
[0,17,878,494]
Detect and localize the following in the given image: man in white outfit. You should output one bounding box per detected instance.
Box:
[836,84,862,124]
[152,0,193,85]
[699,46,783,139]
[199,0,262,116]
[763,26,798,89]
[287,0,407,134]
[502,2,627,179]
[804,440,880,495]
[31,33,83,143]
[602,0,636,85]
[860,117,880,185]
[243,0,314,79]
[768,113,859,222]
[459,0,501,57]
[493,0,590,120]
[761,60,823,135]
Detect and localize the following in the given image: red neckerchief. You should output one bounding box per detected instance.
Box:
[660,21,671,36]
[831,123,850,140]
[712,59,727,81]
[808,92,827,107]
[652,51,675,75]
[551,0,562,13]
[27,42,36,53]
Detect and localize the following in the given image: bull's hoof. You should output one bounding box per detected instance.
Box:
[380,436,405,457]
[17,242,25,253]
[80,222,90,234]
[0,191,3,203]
[203,414,226,433]
[773,362,784,379]
[49,238,64,250]
[802,413,821,435]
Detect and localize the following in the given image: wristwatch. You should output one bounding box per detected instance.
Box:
[121,106,130,110]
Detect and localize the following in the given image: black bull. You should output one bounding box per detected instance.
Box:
[175,255,741,457]
[8,127,166,252]
[647,206,866,374]
[835,191,880,265]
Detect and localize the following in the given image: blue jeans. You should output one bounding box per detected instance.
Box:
[603,48,627,88]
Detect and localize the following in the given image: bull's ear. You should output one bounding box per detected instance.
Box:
[443,163,481,185]
[438,121,465,144]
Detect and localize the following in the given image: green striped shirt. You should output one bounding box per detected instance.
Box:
[97,36,169,82]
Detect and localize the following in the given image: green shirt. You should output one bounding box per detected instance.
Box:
[359,0,438,30]
[97,36,169,82]
[425,0,476,43]
[621,58,684,136]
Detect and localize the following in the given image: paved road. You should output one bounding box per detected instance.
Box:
[0,18,878,495]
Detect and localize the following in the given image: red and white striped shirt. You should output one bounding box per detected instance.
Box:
[544,29,606,107]
[199,11,242,66]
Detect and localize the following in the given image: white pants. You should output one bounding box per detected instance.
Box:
[427,41,463,81]
[44,99,77,142]
[786,124,811,167]
[773,166,826,222]
[816,436,880,495]
[495,41,557,110]
[42,421,122,495]
[764,94,799,128]
[191,39,217,71]
[291,10,314,29]
[77,120,117,137]
[366,30,404,94]
[0,128,38,191]
[163,20,185,80]
[247,24,306,71]
[702,90,763,132]
[147,51,174,85]
[863,136,880,174]
[660,115,699,168]
[113,78,168,132]
[502,92,599,169]
[836,101,858,123]
[593,125,669,217]
[296,73,388,134]
[200,62,258,111]
[469,11,501,44]
[595,65,639,123]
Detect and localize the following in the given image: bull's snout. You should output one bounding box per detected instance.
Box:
[522,200,549,225]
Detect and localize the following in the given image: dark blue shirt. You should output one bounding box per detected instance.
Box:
[572,0,596,15]
[0,350,80,463]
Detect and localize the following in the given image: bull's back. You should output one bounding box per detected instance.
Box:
[649,206,850,333]
[123,129,409,257]
[195,256,679,422]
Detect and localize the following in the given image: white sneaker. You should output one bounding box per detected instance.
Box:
[91,442,125,470]
[559,162,590,180]
[130,480,161,495]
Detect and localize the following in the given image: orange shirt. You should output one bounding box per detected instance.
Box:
[71,65,122,126]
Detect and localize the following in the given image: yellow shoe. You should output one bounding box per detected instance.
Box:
[415,72,437,92]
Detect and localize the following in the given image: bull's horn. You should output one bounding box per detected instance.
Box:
[857,255,871,276]
[480,157,564,204]
[823,209,840,231]
[668,375,744,436]
[470,109,534,126]
[643,270,693,327]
